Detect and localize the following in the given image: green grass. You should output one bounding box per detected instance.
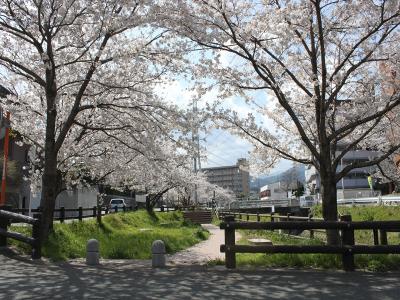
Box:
[10,210,209,261]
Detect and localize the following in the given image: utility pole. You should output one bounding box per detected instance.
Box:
[192,98,201,205]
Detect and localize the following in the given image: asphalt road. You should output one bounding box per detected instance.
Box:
[0,249,399,300]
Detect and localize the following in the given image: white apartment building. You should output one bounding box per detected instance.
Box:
[305,147,380,200]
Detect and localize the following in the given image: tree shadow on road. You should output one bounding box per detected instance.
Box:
[0,255,399,300]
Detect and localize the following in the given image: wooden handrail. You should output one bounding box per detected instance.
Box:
[220,220,400,230]
[0,228,36,245]
[218,210,324,221]
[221,244,400,254]
[0,210,38,225]
[0,208,41,259]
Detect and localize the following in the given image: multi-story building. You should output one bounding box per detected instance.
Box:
[305,146,380,200]
[202,158,250,198]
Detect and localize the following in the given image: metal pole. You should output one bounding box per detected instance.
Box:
[192,98,200,205]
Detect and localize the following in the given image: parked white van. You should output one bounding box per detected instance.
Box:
[109,198,127,211]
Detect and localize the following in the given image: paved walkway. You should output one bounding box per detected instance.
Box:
[168,224,242,265]
[0,250,399,300]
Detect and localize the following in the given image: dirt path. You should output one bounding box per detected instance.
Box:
[167,224,242,265]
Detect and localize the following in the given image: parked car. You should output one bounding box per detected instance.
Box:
[109,198,127,211]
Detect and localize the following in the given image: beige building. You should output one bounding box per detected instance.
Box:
[202,158,250,198]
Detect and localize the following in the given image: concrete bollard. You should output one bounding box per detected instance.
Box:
[152,240,166,268]
[86,239,100,266]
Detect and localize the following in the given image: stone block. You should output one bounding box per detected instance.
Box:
[152,240,166,268]
[86,239,99,265]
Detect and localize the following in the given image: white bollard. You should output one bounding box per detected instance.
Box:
[152,240,166,268]
[86,239,100,265]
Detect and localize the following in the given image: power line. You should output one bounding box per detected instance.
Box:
[206,151,235,165]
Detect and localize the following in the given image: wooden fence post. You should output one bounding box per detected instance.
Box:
[0,215,7,247]
[224,215,236,269]
[286,213,292,234]
[60,207,65,223]
[379,230,388,245]
[123,206,126,212]
[31,213,41,259]
[257,213,260,222]
[340,215,355,271]
[92,206,97,218]
[246,214,249,221]
[308,215,314,239]
[97,206,102,224]
[0,205,11,247]
[270,212,275,231]
[115,206,118,213]
[78,207,83,221]
[373,229,379,245]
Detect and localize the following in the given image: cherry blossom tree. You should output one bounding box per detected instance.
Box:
[0,0,186,240]
[196,180,235,208]
[162,0,400,243]
[123,142,201,212]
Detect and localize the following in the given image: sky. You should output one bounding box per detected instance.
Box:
[157,78,293,176]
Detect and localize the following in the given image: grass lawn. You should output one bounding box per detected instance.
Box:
[10,210,209,261]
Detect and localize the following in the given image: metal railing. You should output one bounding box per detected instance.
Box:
[337,195,400,206]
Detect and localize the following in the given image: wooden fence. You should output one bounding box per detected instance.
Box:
[0,208,41,259]
[220,215,400,271]
[219,210,324,239]
[11,205,136,223]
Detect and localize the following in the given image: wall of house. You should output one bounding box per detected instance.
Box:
[78,187,98,208]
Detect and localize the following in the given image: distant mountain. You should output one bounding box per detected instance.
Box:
[250,164,305,191]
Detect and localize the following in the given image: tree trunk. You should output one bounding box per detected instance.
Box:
[146,195,152,213]
[40,154,57,241]
[320,173,340,245]
[39,86,58,241]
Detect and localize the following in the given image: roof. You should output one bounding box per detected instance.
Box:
[202,165,239,171]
